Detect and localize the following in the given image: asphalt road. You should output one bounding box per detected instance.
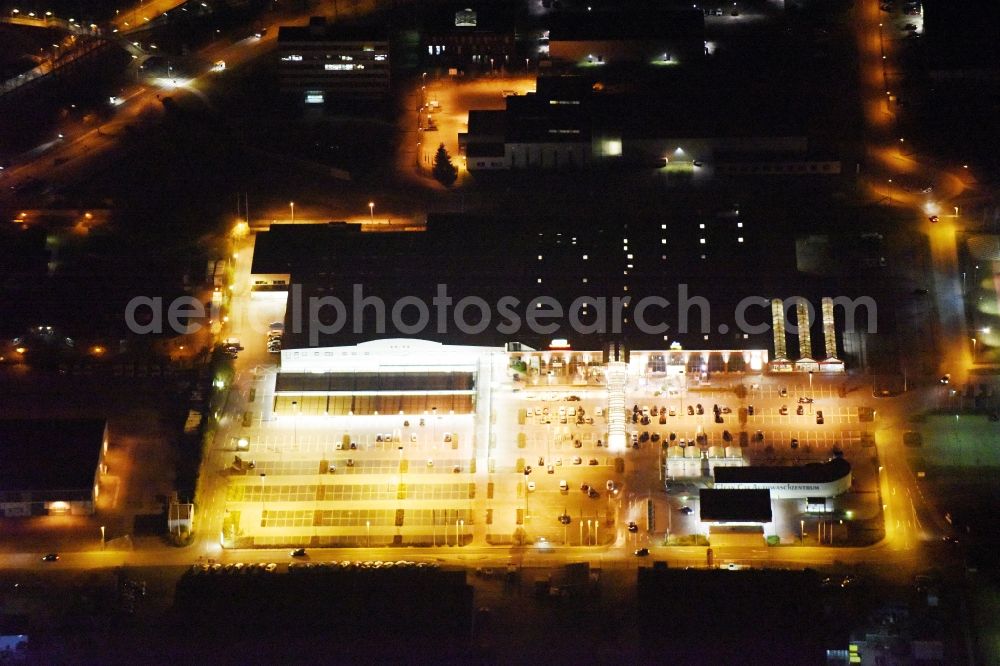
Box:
[854,0,975,385]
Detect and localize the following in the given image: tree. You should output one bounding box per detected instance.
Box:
[432,143,458,187]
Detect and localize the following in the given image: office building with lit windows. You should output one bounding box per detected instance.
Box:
[420,4,516,71]
[278,17,390,104]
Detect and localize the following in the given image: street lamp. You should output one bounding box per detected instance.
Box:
[289,201,294,224]
[368,201,374,223]
[808,371,814,413]
[398,445,404,488]
[260,472,267,517]
[524,469,530,518]
[887,178,893,205]
[366,519,371,547]
[100,525,105,549]
[459,519,465,546]
[799,519,804,543]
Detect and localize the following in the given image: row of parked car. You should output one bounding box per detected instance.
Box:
[288,560,439,571]
[191,562,277,575]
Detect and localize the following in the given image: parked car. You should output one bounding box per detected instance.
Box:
[634,548,650,556]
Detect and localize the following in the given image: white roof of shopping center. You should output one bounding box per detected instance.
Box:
[280,339,502,373]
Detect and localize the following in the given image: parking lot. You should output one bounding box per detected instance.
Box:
[211,351,881,550]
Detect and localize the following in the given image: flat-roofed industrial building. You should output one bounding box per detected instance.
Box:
[0,419,108,516]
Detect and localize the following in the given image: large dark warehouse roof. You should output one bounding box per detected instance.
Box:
[0,419,104,492]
